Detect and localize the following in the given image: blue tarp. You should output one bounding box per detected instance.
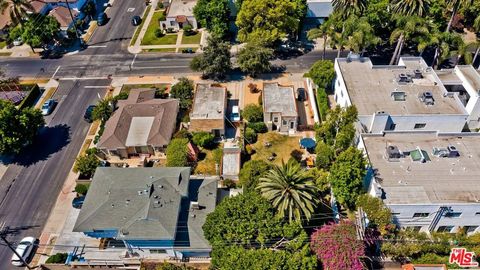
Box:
[300,138,316,149]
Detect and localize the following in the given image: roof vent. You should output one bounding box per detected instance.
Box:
[190,201,200,210]
[420,91,434,105]
[386,145,403,159]
[413,69,423,79]
[137,191,143,195]
[447,145,459,157]
[398,73,413,84]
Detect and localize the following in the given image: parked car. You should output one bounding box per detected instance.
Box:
[40,49,62,59]
[131,15,142,26]
[181,48,194,53]
[230,105,240,122]
[296,87,306,102]
[13,38,23,46]
[83,105,96,122]
[41,99,56,115]
[11,237,36,267]
[72,196,85,209]
[97,12,108,26]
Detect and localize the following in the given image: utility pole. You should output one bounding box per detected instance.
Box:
[0,222,33,269]
[64,0,85,47]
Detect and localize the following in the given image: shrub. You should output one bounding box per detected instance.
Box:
[192,131,215,148]
[245,144,255,155]
[155,28,164,38]
[167,27,174,33]
[45,253,68,264]
[244,127,257,144]
[114,91,129,101]
[171,77,194,110]
[356,194,393,235]
[212,148,223,164]
[174,129,191,139]
[183,24,194,35]
[223,178,236,188]
[316,87,329,122]
[73,154,100,178]
[247,122,268,133]
[248,83,258,93]
[166,138,189,167]
[155,86,168,98]
[241,104,263,122]
[75,184,89,195]
[156,1,163,9]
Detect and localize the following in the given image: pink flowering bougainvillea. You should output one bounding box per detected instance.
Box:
[310,221,365,270]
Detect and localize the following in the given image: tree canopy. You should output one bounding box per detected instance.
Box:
[304,60,335,89]
[20,14,60,51]
[239,159,272,191]
[236,0,307,45]
[190,36,231,79]
[356,194,393,235]
[237,43,274,77]
[328,146,366,209]
[166,138,189,167]
[170,77,194,110]
[311,221,365,270]
[0,99,44,154]
[241,104,263,123]
[74,152,100,178]
[193,0,230,38]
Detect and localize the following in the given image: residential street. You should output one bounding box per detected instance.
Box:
[0,80,108,270]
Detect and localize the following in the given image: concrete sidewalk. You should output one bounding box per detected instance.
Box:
[129,0,159,54]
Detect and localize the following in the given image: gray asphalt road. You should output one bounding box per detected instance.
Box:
[0,80,108,270]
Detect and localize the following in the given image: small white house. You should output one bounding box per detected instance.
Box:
[160,0,198,31]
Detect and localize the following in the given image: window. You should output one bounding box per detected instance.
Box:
[445,212,462,218]
[437,226,454,233]
[150,249,166,254]
[465,226,478,233]
[341,90,344,98]
[282,120,287,126]
[290,122,294,129]
[414,123,426,129]
[170,21,175,26]
[273,117,278,123]
[413,213,429,218]
[392,213,400,215]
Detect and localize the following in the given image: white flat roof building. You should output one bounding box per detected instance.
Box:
[334,57,469,133]
[362,132,480,234]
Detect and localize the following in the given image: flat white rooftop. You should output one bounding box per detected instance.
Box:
[336,57,466,116]
[363,132,480,205]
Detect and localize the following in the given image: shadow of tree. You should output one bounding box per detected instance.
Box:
[11,124,71,167]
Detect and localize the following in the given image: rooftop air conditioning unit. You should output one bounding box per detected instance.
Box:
[413,69,423,79]
[420,91,435,105]
[447,145,459,157]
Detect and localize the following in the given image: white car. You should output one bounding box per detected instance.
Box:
[41,99,55,115]
[11,236,36,267]
[230,106,240,122]
[13,38,23,46]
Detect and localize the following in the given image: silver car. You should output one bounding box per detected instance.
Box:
[41,99,56,116]
[11,236,36,267]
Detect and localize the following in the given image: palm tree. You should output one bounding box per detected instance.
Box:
[445,0,473,32]
[433,31,464,67]
[389,16,431,65]
[331,0,367,57]
[0,0,34,25]
[307,17,336,60]
[257,160,319,223]
[390,0,431,17]
[343,16,380,56]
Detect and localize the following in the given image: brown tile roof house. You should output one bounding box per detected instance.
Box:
[98,89,179,159]
[190,84,227,137]
[49,6,78,29]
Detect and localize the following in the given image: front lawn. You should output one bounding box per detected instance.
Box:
[130,6,151,46]
[181,31,201,44]
[0,40,7,49]
[251,132,303,165]
[141,11,178,45]
[194,145,223,175]
[120,83,170,95]
[144,48,176,53]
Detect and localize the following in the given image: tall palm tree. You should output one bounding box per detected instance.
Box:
[390,0,431,17]
[433,31,464,67]
[257,160,319,223]
[0,0,34,25]
[344,16,380,56]
[445,0,473,32]
[331,0,367,58]
[389,16,431,65]
[307,17,336,60]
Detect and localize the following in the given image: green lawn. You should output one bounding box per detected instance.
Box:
[121,83,170,95]
[194,145,223,175]
[0,40,7,49]
[251,132,303,165]
[130,5,151,46]
[181,31,201,44]
[141,12,178,45]
[0,52,11,57]
[143,48,176,53]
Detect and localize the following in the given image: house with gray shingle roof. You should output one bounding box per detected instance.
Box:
[263,83,298,134]
[97,89,179,159]
[73,167,217,257]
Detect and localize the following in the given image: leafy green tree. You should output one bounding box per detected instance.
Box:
[239,159,272,191]
[363,0,391,35]
[236,0,306,45]
[257,160,319,223]
[304,60,335,89]
[75,184,89,195]
[166,138,189,167]
[244,127,257,144]
[241,104,263,122]
[328,146,366,209]
[21,14,60,52]
[332,0,366,19]
[191,131,215,148]
[74,154,100,178]
[343,15,380,55]
[92,98,113,122]
[203,191,286,246]
[170,77,194,110]
[315,141,334,170]
[390,0,430,16]
[307,15,337,59]
[190,36,231,79]
[315,105,358,154]
[0,100,44,154]
[193,0,230,38]
[356,194,392,235]
[237,43,274,77]
[445,0,473,32]
[247,122,268,133]
[316,88,329,122]
[0,0,34,25]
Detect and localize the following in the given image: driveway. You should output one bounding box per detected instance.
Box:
[0,79,108,269]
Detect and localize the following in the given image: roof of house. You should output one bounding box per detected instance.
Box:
[49,5,78,28]
[73,167,217,249]
[263,83,298,117]
[98,89,179,150]
[436,66,480,95]
[306,0,333,18]
[167,0,196,18]
[336,57,467,116]
[191,84,226,120]
[363,132,480,205]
